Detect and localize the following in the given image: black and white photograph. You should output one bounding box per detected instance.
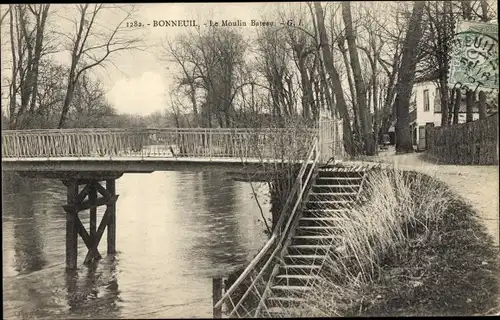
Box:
[1,1,499,318]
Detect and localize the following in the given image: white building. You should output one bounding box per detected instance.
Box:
[410,78,480,150]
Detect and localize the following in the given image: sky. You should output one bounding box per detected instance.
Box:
[0,2,396,116]
[0,2,286,116]
[3,2,496,116]
[75,2,280,116]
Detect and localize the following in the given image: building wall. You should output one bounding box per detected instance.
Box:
[411,80,479,148]
[412,81,441,127]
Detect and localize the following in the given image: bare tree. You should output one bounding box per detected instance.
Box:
[30,59,66,128]
[163,27,249,128]
[255,25,294,121]
[376,5,408,136]
[313,2,354,155]
[342,2,375,155]
[477,0,493,120]
[357,4,386,149]
[65,72,116,127]
[395,1,426,153]
[57,4,144,128]
[276,5,319,124]
[0,5,10,26]
[6,4,50,129]
[419,1,456,127]
[163,39,200,126]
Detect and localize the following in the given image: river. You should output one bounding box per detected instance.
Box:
[2,171,271,319]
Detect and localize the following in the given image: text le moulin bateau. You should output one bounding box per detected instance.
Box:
[151,20,281,27]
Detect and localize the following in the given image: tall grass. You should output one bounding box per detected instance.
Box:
[267,167,457,317]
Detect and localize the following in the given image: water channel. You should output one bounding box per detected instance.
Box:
[2,171,271,319]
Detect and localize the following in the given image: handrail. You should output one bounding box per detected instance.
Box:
[355,163,379,202]
[1,127,318,134]
[1,127,315,160]
[213,137,319,317]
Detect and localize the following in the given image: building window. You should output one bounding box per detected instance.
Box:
[435,87,441,110]
[423,89,430,112]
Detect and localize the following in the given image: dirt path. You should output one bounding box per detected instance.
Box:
[358,148,499,248]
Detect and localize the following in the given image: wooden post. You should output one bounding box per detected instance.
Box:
[466,89,474,123]
[65,180,79,270]
[478,91,487,119]
[212,277,223,318]
[106,179,116,254]
[89,182,97,243]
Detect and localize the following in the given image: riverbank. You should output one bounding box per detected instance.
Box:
[282,168,500,317]
[352,186,499,316]
[358,147,499,247]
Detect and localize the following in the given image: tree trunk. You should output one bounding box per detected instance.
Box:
[466,89,474,123]
[438,1,452,127]
[298,56,313,121]
[25,6,50,129]
[395,1,425,153]
[338,38,359,134]
[314,2,354,155]
[8,5,17,129]
[459,1,474,124]
[342,2,374,155]
[373,76,379,150]
[461,0,473,19]
[190,88,199,127]
[440,80,449,127]
[480,0,489,21]
[453,88,460,124]
[448,88,455,125]
[59,79,76,129]
[379,48,400,135]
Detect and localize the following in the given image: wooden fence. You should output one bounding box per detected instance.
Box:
[426,114,499,165]
[319,119,345,163]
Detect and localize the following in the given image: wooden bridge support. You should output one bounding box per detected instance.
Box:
[62,178,119,270]
[212,277,223,318]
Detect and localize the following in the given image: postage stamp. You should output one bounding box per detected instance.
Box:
[449,20,499,92]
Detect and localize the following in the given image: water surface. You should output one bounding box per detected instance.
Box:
[2,171,271,319]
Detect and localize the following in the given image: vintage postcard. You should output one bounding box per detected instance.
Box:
[1,2,498,319]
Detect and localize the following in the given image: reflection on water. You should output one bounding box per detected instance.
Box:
[2,171,271,319]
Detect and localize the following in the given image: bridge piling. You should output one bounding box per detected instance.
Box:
[212,277,223,318]
[61,177,119,270]
[106,179,116,254]
[89,183,97,249]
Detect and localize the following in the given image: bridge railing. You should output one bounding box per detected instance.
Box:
[1,127,316,161]
[213,137,320,317]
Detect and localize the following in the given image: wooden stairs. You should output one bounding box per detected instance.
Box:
[259,165,368,318]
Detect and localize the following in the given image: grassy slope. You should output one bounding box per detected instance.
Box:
[295,170,500,317]
[354,197,499,316]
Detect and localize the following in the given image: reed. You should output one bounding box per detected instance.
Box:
[261,167,459,317]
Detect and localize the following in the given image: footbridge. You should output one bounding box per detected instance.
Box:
[1,122,345,273]
[2,127,316,172]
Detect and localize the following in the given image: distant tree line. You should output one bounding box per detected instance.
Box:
[1,2,497,156]
[163,1,497,155]
[1,4,145,130]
